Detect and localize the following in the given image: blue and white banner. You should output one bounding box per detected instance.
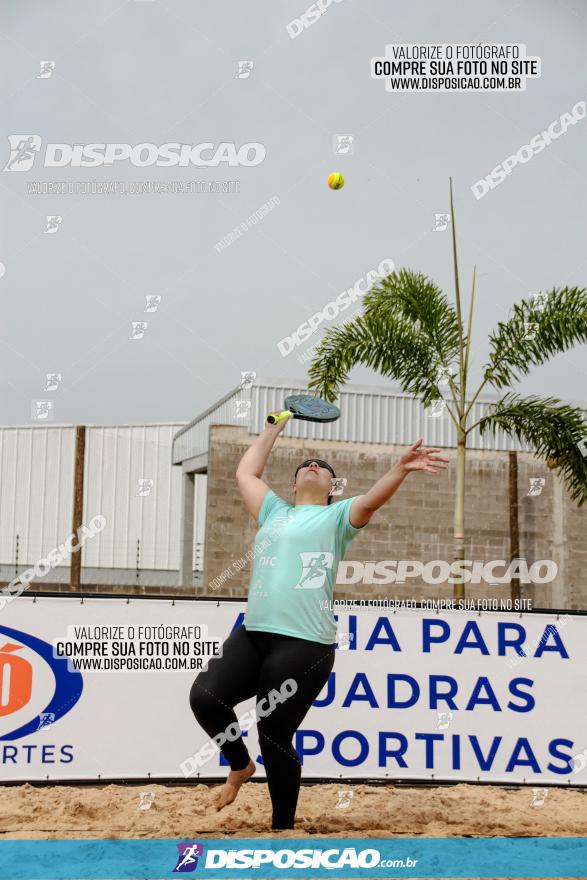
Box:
[0,596,585,784]
[0,837,585,879]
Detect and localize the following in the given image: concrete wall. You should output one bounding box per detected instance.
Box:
[203,425,587,611]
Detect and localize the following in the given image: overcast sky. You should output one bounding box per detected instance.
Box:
[0,0,586,428]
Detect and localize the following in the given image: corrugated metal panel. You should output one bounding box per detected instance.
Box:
[0,426,75,569]
[0,423,211,577]
[172,377,587,461]
[247,381,567,453]
[83,424,184,571]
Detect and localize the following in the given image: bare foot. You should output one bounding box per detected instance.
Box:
[214,760,256,811]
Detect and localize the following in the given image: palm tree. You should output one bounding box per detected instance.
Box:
[308,179,587,599]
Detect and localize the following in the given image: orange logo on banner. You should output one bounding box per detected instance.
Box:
[0,643,33,716]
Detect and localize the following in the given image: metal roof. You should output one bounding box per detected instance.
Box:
[171,377,587,465]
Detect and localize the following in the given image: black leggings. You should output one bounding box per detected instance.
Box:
[189,624,335,830]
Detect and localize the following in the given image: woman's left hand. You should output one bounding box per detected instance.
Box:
[399,439,450,474]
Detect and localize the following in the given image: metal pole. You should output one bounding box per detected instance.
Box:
[70,425,86,591]
[508,451,520,603]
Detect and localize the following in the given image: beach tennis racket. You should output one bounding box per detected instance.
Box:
[266,394,340,425]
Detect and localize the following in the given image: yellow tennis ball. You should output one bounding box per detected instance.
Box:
[328,172,344,190]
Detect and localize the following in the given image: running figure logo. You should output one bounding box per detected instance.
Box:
[173,843,204,872]
[294,552,334,590]
[3,135,42,172]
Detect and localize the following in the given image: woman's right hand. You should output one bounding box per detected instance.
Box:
[266,413,292,434]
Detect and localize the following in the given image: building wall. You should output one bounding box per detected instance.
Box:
[0,425,75,572]
[204,425,587,611]
[0,423,207,591]
[567,498,587,608]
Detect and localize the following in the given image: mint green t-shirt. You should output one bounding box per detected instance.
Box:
[244,490,367,645]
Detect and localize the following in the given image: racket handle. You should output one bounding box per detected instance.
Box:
[267,410,293,425]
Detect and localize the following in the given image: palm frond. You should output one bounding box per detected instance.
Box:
[362,268,462,370]
[484,287,587,390]
[307,309,444,406]
[477,393,587,505]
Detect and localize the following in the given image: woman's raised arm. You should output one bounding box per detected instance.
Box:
[235,417,291,519]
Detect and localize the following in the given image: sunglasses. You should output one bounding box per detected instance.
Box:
[294,459,337,478]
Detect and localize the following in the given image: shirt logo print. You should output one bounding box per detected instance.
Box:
[294,552,334,589]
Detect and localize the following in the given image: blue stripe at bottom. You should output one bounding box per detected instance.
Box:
[0,837,585,879]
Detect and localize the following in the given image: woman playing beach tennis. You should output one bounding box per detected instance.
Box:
[189,416,448,830]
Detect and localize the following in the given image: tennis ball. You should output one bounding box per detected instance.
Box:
[328,172,344,190]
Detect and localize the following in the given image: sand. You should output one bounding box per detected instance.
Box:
[0,780,585,840]
[1,784,585,880]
